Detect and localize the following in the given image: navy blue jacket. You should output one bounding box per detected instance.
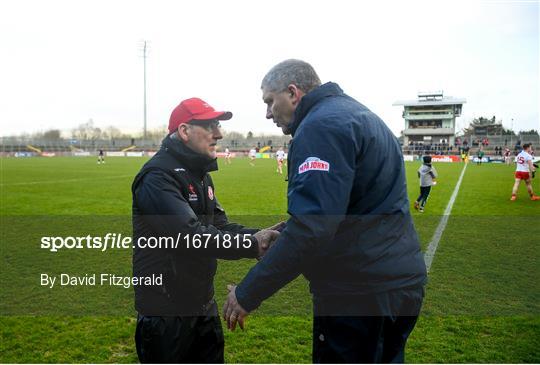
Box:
[236,82,427,311]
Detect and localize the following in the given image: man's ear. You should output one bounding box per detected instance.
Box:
[177,124,190,142]
[288,84,305,106]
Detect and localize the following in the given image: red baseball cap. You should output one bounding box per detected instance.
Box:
[168,97,233,133]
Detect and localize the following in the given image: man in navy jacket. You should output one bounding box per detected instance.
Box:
[223,60,427,363]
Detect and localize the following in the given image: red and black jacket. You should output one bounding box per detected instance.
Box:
[132,135,258,316]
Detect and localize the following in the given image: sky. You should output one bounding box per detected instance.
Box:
[0,0,538,138]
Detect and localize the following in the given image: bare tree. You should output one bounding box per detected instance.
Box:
[71,119,103,140]
[42,129,62,140]
[105,126,122,140]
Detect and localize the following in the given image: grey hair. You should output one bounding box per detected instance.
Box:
[261,59,321,93]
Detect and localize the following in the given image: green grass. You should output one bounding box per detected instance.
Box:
[1,157,539,363]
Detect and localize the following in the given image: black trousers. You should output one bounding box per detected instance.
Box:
[416,186,432,208]
[135,302,224,363]
[312,287,423,363]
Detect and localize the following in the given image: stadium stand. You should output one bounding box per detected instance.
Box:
[402,134,539,156]
[1,133,537,157]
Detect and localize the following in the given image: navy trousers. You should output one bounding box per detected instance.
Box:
[312,286,423,363]
[416,186,432,208]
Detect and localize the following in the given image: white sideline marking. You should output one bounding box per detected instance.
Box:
[0,174,134,187]
[424,163,468,273]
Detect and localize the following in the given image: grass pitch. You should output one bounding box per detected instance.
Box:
[0,156,539,363]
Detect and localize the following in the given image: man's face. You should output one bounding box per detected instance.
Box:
[180,120,223,159]
[262,87,297,135]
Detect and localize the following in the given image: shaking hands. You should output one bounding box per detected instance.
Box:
[252,221,285,259]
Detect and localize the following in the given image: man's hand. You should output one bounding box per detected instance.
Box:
[266,221,286,232]
[223,284,249,331]
[253,229,280,258]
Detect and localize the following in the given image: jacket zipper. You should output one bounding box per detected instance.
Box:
[199,178,207,216]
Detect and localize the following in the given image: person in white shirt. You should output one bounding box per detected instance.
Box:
[414,155,438,212]
[248,147,256,166]
[511,143,539,201]
[224,147,232,164]
[275,148,286,174]
[504,147,512,165]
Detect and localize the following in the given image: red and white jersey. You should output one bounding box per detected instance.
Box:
[249,149,256,157]
[276,150,286,161]
[515,150,532,172]
[225,148,230,156]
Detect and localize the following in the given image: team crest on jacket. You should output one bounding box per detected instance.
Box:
[298,157,330,174]
[188,184,198,202]
[208,186,214,200]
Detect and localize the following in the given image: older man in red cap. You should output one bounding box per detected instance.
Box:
[131,98,281,363]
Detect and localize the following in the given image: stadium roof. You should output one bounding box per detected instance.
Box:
[392,95,467,106]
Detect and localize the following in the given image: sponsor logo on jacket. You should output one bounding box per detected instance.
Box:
[298,157,330,174]
[188,184,198,201]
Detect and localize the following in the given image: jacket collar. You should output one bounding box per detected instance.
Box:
[289,82,344,136]
[161,134,218,175]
